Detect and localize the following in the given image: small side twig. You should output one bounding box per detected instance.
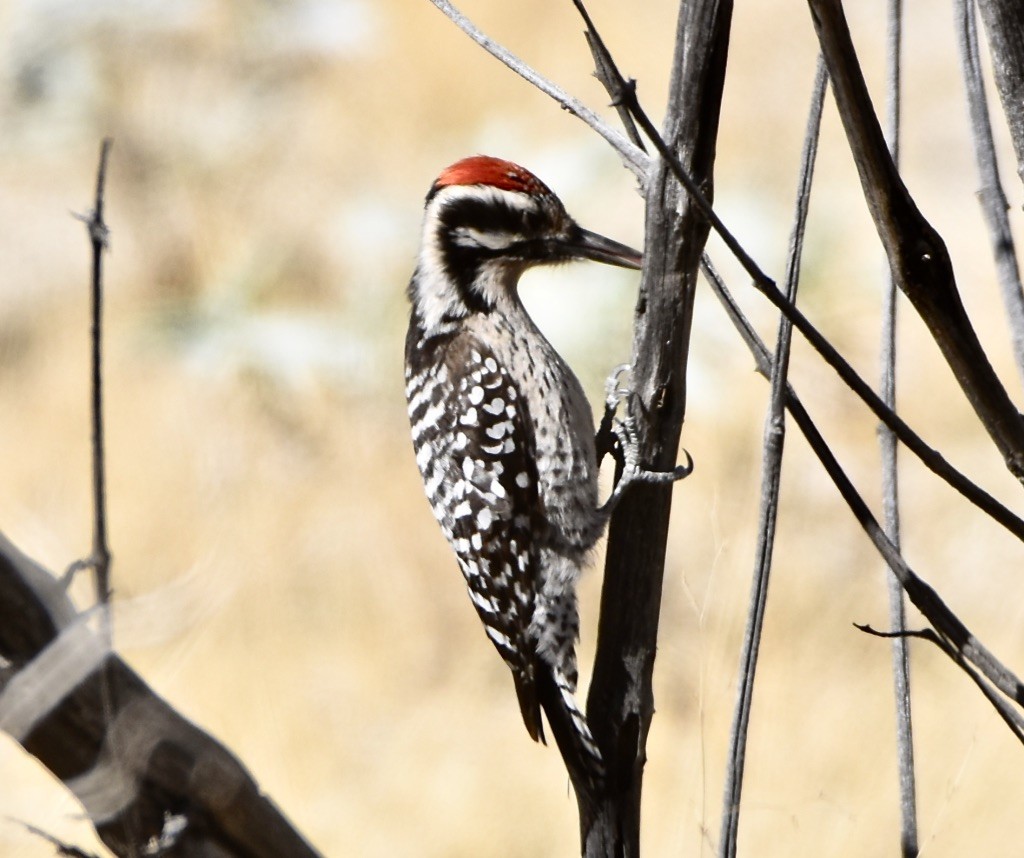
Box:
[856,623,1024,743]
[572,0,646,153]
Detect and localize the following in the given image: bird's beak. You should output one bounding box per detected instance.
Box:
[563,227,643,270]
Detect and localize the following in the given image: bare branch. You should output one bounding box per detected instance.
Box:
[720,58,827,858]
[581,1,733,854]
[878,2,919,852]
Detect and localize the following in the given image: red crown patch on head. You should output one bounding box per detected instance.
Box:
[434,156,552,198]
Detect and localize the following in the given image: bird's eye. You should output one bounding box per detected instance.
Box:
[519,207,549,236]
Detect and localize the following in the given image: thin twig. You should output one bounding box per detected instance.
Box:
[879,3,919,854]
[572,0,646,153]
[427,0,650,182]
[88,139,112,611]
[76,138,130,851]
[719,58,827,858]
[956,0,1024,388]
[703,258,1024,740]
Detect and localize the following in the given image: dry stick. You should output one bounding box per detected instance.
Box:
[807,0,1024,485]
[956,0,1024,388]
[82,138,113,609]
[719,59,827,858]
[878,3,919,855]
[703,257,1024,739]
[427,0,650,183]
[973,0,1024,190]
[573,1,730,855]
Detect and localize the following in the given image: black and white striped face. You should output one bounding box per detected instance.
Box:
[409,156,642,331]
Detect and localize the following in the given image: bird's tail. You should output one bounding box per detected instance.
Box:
[512,668,545,745]
[535,666,604,793]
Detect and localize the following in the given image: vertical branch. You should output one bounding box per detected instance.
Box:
[955,0,1024,388]
[878,3,919,854]
[84,138,114,610]
[583,2,732,855]
[718,59,827,858]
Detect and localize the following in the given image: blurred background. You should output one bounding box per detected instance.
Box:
[1,0,1023,854]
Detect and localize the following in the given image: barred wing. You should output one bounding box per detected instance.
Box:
[406,331,544,742]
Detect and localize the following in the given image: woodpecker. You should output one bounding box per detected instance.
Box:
[404,155,684,783]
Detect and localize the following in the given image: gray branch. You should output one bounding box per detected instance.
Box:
[583,1,733,854]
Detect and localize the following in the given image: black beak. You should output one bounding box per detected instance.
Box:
[562,227,643,270]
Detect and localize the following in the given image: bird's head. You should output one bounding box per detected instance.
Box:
[411,156,641,329]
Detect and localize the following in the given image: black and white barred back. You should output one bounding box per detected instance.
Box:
[404,156,645,782]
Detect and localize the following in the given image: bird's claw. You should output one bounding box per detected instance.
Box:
[630,448,694,484]
[598,407,693,518]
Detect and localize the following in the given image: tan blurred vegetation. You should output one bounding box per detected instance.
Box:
[1,0,1024,855]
